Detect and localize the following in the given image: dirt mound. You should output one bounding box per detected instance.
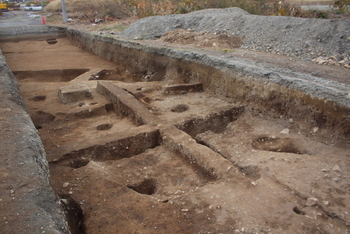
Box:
[44,0,64,12]
[119,7,350,61]
[159,29,243,49]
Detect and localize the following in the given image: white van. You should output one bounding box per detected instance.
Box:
[24,4,43,11]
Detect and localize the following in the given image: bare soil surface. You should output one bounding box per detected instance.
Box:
[0,11,42,26]
[54,16,350,85]
[147,37,350,86]
[1,34,350,233]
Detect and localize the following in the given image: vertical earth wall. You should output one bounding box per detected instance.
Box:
[0,26,68,233]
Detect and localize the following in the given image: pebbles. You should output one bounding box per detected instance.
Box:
[119,7,350,63]
[312,56,350,68]
[306,197,318,206]
[280,128,290,134]
[332,164,342,174]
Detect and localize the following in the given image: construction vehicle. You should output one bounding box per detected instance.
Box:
[0,1,8,12]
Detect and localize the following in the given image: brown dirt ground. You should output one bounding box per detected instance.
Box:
[1,33,350,234]
[153,29,350,85]
[59,20,350,84]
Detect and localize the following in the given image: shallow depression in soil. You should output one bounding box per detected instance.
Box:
[2,35,350,234]
[13,69,89,82]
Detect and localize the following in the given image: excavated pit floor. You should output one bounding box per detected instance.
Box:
[1,37,350,233]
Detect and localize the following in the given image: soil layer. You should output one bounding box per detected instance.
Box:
[1,35,350,233]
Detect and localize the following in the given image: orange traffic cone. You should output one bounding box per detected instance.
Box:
[41,16,46,25]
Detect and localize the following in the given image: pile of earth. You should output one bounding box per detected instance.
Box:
[119,7,350,66]
[159,29,243,49]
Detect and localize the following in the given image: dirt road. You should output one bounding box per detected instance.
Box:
[0,10,42,27]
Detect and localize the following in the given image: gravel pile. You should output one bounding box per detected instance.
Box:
[119,7,350,62]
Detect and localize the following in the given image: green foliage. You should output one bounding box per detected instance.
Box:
[26,1,50,7]
[6,2,16,8]
[103,2,131,19]
[316,11,328,18]
[294,10,329,19]
[219,48,235,53]
[101,24,127,31]
[333,0,350,13]
[50,0,349,21]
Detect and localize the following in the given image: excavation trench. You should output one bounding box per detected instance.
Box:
[1,26,350,233]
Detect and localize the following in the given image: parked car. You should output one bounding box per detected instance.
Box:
[24,5,42,11]
[32,6,43,11]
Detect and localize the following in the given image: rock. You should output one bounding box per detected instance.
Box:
[318,59,327,65]
[333,164,342,173]
[58,83,93,104]
[93,19,104,24]
[312,55,350,67]
[61,199,69,205]
[280,128,289,134]
[306,197,318,206]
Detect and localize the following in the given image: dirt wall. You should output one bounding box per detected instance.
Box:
[0,24,349,232]
[0,31,68,233]
[0,25,66,42]
[66,28,350,139]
